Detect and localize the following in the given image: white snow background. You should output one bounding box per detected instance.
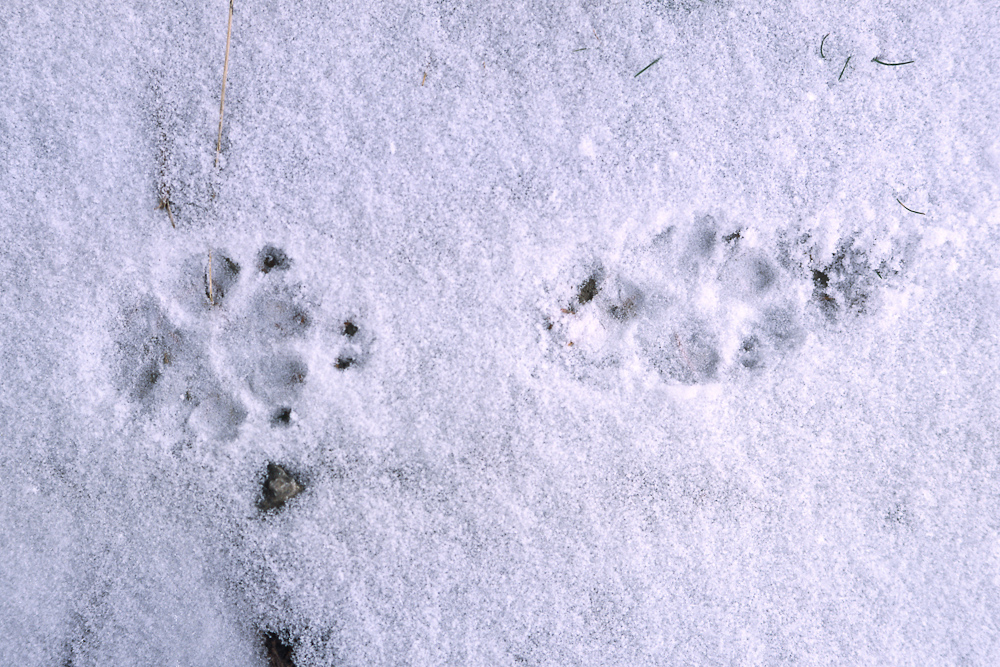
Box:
[2,0,1000,665]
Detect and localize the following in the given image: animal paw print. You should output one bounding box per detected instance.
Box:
[543,214,918,384]
[801,235,913,322]
[111,243,334,442]
[541,215,809,384]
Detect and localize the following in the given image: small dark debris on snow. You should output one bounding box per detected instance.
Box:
[263,632,296,667]
[812,269,830,288]
[577,274,600,305]
[258,245,290,274]
[271,406,292,426]
[259,463,304,511]
[607,283,643,322]
[335,356,355,370]
[609,298,639,322]
[342,320,359,337]
[723,230,742,243]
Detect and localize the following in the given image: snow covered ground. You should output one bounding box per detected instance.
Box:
[2,1,1000,665]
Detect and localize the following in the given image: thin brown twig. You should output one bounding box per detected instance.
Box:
[215,0,234,168]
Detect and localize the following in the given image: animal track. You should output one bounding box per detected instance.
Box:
[332,318,372,370]
[809,238,885,318]
[148,70,216,226]
[541,214,916,384]
[263,631,297,666]
[205,250,241,306]
[735,335,762,370]
[257,245,290,274]
[780,228,916,323]
[113,296,242,439]
[270,406,293,427]
[642,323,721,385]
[251,354,309,403]
[111,244,372,443]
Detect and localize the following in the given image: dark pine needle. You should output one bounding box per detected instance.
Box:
[635,57,662,77]
[839,55,852,81]
[896,198,925,215]
[872,57,915,66]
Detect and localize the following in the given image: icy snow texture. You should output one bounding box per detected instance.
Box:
[2,0,1000,665]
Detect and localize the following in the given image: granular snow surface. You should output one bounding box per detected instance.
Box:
[2,1,1000,665]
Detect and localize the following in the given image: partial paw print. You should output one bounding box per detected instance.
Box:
[111,243,368,443]
[772,217,919,325]
[149,70,217,227]
[797,234,914,322]
[331,316,373,371]
[541,267,644,368]
[113,294,248,441]
[540,215,808,384]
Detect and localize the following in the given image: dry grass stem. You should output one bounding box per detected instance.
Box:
[158,199,176,228]
[215,0,234,167]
